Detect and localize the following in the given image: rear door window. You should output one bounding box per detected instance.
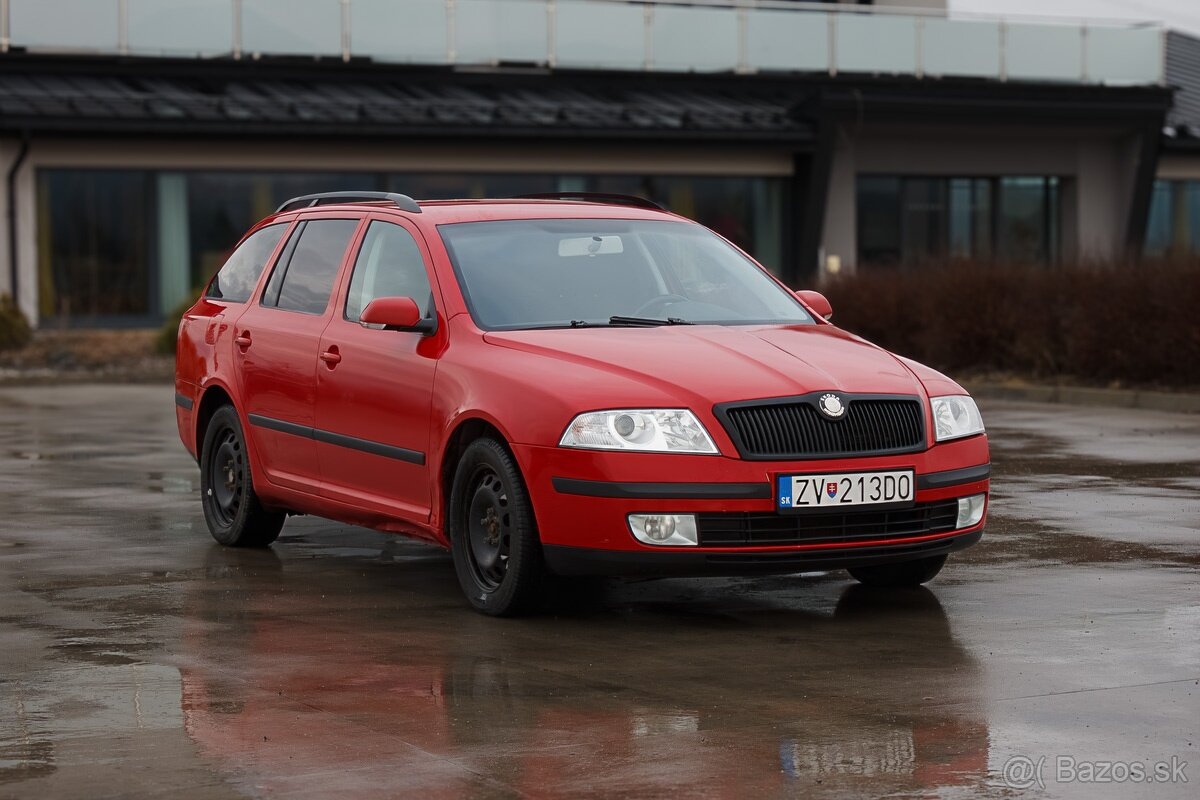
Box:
[264,219,360,315]
[205,223,287,303]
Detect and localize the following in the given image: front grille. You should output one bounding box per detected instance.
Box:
[717,395,925,459]
[696,500,958,547]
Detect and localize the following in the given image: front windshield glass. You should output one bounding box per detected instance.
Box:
[438,218,814,330]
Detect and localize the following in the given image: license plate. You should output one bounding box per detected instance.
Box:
[776,469,914,512]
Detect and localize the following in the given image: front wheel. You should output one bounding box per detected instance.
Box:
[199,406,285,547]
[448,438,546,616]
[847,555,947,588]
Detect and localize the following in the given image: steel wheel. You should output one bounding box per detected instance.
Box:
[206,426,245,528]
[199,406,285,547]
[465,467,512,591]
[448,437,546,616]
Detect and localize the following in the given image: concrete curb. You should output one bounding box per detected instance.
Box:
[966,382,1200,415]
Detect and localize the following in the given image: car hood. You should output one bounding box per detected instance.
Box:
[482,323,927,406]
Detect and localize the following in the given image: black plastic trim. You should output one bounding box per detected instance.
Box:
[276,191,421,214]
[543,529,983,577]
[552,477,771,500]
[247,414,425,465]
[916,463,991,490]
[247,413,312,439]
[174,392,194,411]
[313,429,425,465]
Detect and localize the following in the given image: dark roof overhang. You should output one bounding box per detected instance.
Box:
[0,53,813,143]
[0,52,1175,144]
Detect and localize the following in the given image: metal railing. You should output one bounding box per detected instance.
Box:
[0,0,1167,85]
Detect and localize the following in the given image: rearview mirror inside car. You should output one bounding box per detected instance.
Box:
[795,289,833,321]
[361,296,436,334]
[558,235,624,257]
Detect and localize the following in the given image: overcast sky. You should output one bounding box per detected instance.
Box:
[950,0,1200,36]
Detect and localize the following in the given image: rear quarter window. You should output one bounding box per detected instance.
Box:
[205,223,287,303]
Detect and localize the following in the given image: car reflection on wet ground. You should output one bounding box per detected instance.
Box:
[0,385,1196,799]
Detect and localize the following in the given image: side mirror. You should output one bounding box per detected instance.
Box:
[360,296,436,334]
[796,289,833,321]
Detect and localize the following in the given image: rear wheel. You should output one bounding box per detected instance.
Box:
[448,438,546,616]
[200,406,285,547]
[848,554,947,588]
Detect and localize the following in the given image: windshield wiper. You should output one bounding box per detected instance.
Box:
[561,316,691,328]
[607,315,692,327]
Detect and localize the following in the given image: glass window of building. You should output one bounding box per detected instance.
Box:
[948,178,992,259]
[901,178,948,263]
[386,173,558,202]
[37,168,787,327]
[856,175,1060,266]
[857,176,902,264]
[37,170,153,323]
[1145,179,1200,256]
[997,176,1059,263]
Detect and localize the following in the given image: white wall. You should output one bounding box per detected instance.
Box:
[0,141,10,302]
[0,139,37,323]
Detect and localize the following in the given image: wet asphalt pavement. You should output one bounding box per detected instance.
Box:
[0,385,1196,799]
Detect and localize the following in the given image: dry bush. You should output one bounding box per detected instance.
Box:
[819,258,1200,389]
[0,294,32,351]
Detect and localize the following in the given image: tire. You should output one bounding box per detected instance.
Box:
[199,405,285,547]
[448,438,546,616]
[847,554,947,588]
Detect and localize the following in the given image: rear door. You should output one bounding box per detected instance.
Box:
[234,215,364,492]
[314,217,440,519]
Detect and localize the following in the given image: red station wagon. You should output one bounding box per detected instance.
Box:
[175,191,989,616]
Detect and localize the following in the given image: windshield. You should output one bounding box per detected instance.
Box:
[438,219,814,330]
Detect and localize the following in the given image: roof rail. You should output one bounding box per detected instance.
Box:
[275,191,422,214]
[515,192,665,211]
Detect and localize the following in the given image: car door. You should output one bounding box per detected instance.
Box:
[314,217,440,519]
[234,215,364,493]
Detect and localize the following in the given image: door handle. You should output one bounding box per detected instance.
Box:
[319,347,342,367]
[234,332,252,349]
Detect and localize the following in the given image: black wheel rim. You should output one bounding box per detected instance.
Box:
[207,426,245,527]
[465,466,512,592]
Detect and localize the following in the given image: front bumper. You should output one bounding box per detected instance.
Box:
[512,435,990,576]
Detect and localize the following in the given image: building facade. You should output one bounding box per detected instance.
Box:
[0,0,1185,327]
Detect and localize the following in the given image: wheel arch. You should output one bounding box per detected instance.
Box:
[435,413,521,538]
[193,381,237,456]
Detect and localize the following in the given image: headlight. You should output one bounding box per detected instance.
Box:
[559,409,718,453]
[930,395,985,442]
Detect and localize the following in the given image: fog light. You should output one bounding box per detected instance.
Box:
[628,514,698,547]
[956,494,986,529]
